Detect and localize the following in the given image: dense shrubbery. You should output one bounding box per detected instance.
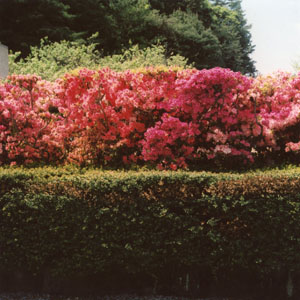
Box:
[2,65,300,298]
[9,38,192,81]
[0,167,300,298]
[2,67,300,170]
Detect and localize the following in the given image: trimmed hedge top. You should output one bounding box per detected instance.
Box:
[1,166,300,297]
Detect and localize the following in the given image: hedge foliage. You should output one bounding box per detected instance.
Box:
[8,37,192,81]
[1,167,300,297]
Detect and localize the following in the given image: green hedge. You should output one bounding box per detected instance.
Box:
[1,167,300,298]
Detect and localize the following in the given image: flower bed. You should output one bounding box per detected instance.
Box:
[1,68,300,170]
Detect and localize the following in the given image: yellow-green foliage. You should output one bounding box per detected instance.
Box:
[9,37,192,81]
[8,37,101,81]
[97,44,193,72]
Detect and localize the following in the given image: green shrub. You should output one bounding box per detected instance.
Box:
[8,36,101,81]
[9,37,192,81]
[97,43,193,72]
[1,167,300,297]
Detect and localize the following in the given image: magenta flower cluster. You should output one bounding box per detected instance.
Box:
[1,67,300,169]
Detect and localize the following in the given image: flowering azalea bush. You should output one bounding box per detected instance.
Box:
[141,68,256,169]
[52,67,185,166]
[2,67,300,169]
[0,74,62,165]
[250,72,300,164]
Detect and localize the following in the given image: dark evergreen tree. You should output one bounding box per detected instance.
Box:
[159,10,223,69]
[149,0,213,26]
[211,0,256,74]
[0,0,256,74]
[210,0,230,6]
[229,0,256,75]
[61,0,163,55]
[107,0,163,51]
[0,0,75,56]
[149,0,256,74]
[61,0,120,55]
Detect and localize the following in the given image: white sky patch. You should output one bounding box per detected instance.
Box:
[242,0,300,75]
[295,23,300,34]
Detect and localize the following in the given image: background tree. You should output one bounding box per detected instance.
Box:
[61,0,119,54]
[60,0,164,55]
[0,0,75,56]
[221,0,256,74]
[1,0,256,74]
[149,0,256,74]
[160,10,223,69]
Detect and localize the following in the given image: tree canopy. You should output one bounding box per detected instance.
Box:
[0,0,256,75]
[0,0,75,56]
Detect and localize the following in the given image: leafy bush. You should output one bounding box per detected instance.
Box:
[98,43,193,72]
[1,167,300,298]
[9,37,192,81]
[8,37,101,81]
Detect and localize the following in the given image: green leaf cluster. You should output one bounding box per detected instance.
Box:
[8,36,101,81]
[1,0,256,75]
[9,38,192,81]
[1,167,300,297]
